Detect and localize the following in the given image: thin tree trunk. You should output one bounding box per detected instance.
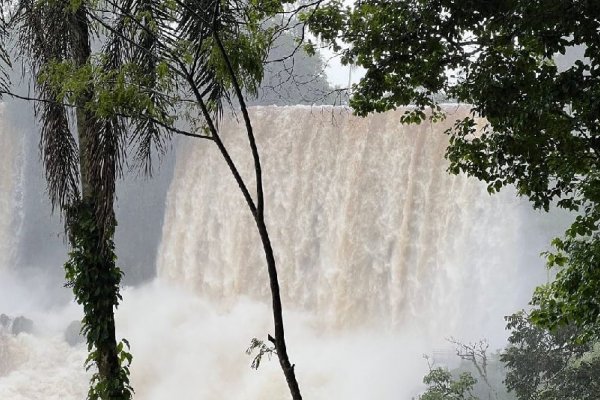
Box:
[184,65,302,398]
[255,218,303,399]
[211,31,303,399]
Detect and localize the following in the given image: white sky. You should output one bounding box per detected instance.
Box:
[321,47,366,88]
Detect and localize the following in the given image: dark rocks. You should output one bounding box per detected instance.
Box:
[0,314,34,335]
[64,320,84,346]
[11,316,34,335]
[0,313,9,329]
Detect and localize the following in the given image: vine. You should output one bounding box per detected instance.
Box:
[64,201,133,399]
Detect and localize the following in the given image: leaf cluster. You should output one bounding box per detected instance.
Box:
[246,337,277,370]
[65,201,133,400]
[308,0,600,210]
[531,231,600,342]
[502,311,600,400]
[419,366,477,400]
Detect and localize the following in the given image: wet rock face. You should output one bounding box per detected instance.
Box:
[64,320,84,346]
[0,314,35,335]
[11,316,34,335]
[0,313,9,329]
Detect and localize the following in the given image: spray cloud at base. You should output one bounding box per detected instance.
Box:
[0,105,564,398]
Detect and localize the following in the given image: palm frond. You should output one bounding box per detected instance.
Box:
[128,0,172,174]
[176,0,227,113]
[88,114,125,230]
[101,0,174,175]
[38,97,81,210]
[16,0,81,210]
[16,0,74,69]
[0,3,10,96]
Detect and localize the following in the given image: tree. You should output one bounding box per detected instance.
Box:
[448,338,501,400]
[5,0,136,397]
[502,311,600,400]
[418,315,600,400]
[96,1,304,396]
[420,338,515,400]
[306,0,600,340]
[418,360,477,400]
[2,0,305,398]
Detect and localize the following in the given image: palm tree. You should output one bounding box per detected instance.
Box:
[6,0,137,397]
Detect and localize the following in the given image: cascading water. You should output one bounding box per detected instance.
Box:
[0,103,23,272]
[150,105,555,398]
[0,102,21,377]
[158,106,547,336]
[0,102,89,399]
[0,105,561,399]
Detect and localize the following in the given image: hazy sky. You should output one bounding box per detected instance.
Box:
[321,38,587,89]
[320,48,366,88]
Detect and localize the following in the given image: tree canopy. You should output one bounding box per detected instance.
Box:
[307,0,600,340]
[419,366,477,400]
[502,311,600,400]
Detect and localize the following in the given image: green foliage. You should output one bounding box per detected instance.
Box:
[308,0,600,342]
[425,338,516,400]
[502,311,600,400]
[205,27,272,97]
[246,337,276,370]
[419,366,477,400]
[65,201,133,400]
[531,235,600,342]
[38,60,93,103]
[36,55,175,125]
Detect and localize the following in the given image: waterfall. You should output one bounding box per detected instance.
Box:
[158,106,547,336]
[0,105,560,399]
[0,102,21,379]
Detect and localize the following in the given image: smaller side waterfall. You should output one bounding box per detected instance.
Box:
[0,104,23,272]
